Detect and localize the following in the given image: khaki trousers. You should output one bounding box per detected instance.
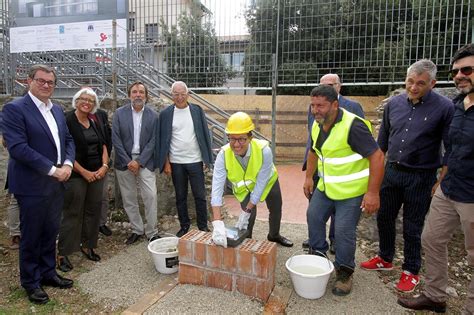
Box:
[422,187,474,314]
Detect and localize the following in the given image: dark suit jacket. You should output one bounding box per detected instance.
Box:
[112,104,158,171]
[302,95,365,170]
[66,110,106,176]
[2,94,75,195]
[155,103,213,173]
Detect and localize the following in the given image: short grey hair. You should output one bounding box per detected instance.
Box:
[72,88,100,114]
[171,81,188,93]
[407,59,437,81]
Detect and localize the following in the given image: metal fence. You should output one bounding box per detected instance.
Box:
[1,0,473,94]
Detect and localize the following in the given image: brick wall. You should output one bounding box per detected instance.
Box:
[178,230,277,302]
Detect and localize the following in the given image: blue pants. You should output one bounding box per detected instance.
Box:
[307,189,363,269]
[377,163,437,274]
[171,162,208,230]
[16,187,64,290]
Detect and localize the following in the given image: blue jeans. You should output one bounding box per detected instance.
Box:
[307,189,363,269]
[171,162,208,230]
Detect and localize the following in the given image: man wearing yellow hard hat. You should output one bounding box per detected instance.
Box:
[210,112,293,248]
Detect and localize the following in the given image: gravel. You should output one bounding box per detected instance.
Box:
[77,219,407,314]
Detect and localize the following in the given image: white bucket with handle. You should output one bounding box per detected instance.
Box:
[148,236,179,274]
[285,253,334,299]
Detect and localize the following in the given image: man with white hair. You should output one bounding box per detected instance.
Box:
[156,81,213,237]
[361,59,454,293]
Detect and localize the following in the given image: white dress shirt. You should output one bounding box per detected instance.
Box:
[29,91,72,175]
[131,104,144,155]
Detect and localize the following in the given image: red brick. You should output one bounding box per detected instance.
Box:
[237,240,257,275]
[178,239,193,263]
[254,241,277,278]
[194,239,207,266]
[206,243,223,268]
[205,270,233,291]
[222,247,236,272]
[178,263,204,285]
[236,275,257,297]
[256,276,275,302]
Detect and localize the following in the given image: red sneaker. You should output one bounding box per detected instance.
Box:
[395,271,420,293]
[360,256,393,270]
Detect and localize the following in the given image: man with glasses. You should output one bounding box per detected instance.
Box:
[2,64,75,304]
[360,59,454,293]
[112,81,159,245]
[302,73,365,252]
[210,112,293,248]
[398,44,474,314]
[156,81,213,237]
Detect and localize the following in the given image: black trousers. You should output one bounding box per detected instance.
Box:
[377,163,437,274]
[239,179,282,238]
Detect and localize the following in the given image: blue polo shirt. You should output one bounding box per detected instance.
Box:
[441,95,474,203]
[377,90,454,170]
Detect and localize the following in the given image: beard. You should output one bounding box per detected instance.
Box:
[455,78,474,94]
[132,98,144,108]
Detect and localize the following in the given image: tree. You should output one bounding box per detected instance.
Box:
[160,11,235,90]
[243,0,472,93]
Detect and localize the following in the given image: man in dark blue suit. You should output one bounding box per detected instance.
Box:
[3,64,75,304]
[302,73,365,252]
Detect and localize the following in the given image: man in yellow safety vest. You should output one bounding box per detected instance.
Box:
[210,112,293,248]
[304,85,384,296]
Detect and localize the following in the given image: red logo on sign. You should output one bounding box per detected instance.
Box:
[100,33,108,42]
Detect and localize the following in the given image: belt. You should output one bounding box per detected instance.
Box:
[388,162,435,173]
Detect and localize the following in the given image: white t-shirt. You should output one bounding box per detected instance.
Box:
[169,106,202,164]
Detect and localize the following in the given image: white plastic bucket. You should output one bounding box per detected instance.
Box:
[285,254,334,299]
[148,237,179,274]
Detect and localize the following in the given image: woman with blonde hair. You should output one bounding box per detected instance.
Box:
[57,88,109,272]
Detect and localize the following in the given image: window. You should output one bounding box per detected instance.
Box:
[221,52,245,72]
[145,23,158,43]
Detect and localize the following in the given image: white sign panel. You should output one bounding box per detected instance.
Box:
[10,19,127,53]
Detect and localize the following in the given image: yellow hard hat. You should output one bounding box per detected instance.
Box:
[225,112,255,134]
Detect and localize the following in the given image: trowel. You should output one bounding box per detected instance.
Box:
[225,226,250,247]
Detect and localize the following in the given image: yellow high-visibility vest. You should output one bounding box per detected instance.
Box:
[312,109,372,200]
[223,139,278,202]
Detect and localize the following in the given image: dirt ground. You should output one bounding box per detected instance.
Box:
[1,192,472,313]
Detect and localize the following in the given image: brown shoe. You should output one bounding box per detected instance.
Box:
[10,235,20,250]
[397,293,446,313]
[332,266,354,296]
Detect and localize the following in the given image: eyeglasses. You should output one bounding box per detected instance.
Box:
[33,78,55,87]
[228,137,248,144]
[450,66,474,77]
[76,97,95,104]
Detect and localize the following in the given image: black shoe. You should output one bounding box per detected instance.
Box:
[329,242,336,255]
[57,256,73,272]
[199,227,210,232]
[99,225,112,236]
[81,248,101,262]
[41,274,73,289]
[176,227,189,238]
[125,233,142,245]
[267,235,294,247]
[398,293,446,313]
[302,239,309,248]
[26,287,49,304]
[148,234,161,243]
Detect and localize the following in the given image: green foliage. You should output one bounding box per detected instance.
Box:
[244,0,472,90]
[160,11,235,88]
